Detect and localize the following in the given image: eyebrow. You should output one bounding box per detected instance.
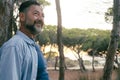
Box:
[33,10,40,13]
[33,10,44,17]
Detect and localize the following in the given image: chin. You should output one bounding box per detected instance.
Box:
[35,26,43,33]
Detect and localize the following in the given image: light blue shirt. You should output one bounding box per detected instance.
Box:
[0,31,49,80]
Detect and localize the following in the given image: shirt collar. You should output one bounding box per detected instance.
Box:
[16,30,35,45]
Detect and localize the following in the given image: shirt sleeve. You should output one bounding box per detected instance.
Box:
[0,46,22,80]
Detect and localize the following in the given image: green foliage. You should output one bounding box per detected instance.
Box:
[63,28,111,56]
[62,28,87,48]
[16,0,50,7]
[37,25,111,56]
[36,30,50,46]
[36,25,57,46]
[44,51,58,58]
[37,0,50,7]
[105,7,113,23]
[82,29,110,51]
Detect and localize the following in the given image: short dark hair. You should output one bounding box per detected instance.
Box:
[19,1,40,13]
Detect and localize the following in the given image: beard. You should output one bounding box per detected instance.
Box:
[25,20,43,35]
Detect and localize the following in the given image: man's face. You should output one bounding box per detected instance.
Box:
[21,5,44,34]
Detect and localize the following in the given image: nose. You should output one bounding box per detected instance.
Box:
[37,14,44,27]
[40,17,44,27]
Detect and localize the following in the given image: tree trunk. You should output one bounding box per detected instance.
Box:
[114,55,120,80]
[92,50,96,72]
[55,0,65,80]
[116,63,120,80]
[77,53,86,72]
[47,44,52,62]
[55,56,59,70]
[0,0,14,46]
[102,0,120,80]
[92,53,95,72]
[76,48,86,72]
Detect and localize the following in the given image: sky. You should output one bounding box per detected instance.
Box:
[43,0,113,30]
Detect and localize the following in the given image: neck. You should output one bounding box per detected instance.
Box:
[20,26,35,39]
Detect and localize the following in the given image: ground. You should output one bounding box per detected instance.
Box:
[48,69,117,80]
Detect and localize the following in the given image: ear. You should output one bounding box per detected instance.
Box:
[19,12,25,21]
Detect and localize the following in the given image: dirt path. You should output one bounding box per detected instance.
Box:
[48,69,117,80]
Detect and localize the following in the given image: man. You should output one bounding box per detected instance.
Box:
[0,1,49,80]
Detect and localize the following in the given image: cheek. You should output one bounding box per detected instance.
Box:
[25,17,35,24]
[34,16,38,19]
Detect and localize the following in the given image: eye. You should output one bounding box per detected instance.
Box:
[34,12,38,15]
[33,11,39,16]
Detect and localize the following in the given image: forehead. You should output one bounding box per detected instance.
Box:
[28,5,43,12]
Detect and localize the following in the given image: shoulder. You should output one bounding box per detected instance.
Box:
[0,35,27,59]
[1,35,27,51]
